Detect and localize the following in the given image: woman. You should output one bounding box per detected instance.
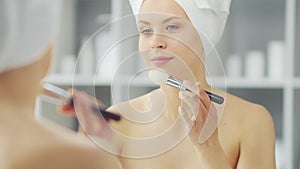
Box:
[0,1,120,168]
[63,0,276,168]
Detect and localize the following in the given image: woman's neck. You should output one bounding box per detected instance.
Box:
[158,71,211,120]
[0,71,40,119]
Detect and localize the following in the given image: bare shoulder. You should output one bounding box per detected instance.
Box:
[10,120,121,169]
[222,93,276,149]
[107,91,153,130]
[220,93,276,168]
[224,93,274,131]
[107,91,152,113]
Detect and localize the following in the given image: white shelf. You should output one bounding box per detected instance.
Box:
[293,78,300,88]
[45,74,285,89]
[44,74,158,87]
[44,74,111,86]
[211,77,285,89]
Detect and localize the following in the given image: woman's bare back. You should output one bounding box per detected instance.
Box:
[0,117,120,169]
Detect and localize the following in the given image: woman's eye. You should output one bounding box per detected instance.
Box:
[166,25,179,31]
[140,28,153,35]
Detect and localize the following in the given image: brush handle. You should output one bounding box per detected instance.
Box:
[185,89,224,105]
[204,91,224,104]
[43,83,121,121]
[166,77,224,104]
[69,98,121,121]
[92,106,121,121]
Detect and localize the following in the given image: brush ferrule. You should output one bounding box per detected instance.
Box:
[166,77,189,91]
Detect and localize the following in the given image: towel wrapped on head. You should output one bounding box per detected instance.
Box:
[0,0,55,74]
[129,0,231,54]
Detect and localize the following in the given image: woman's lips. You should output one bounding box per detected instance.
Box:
[150,56,174,66]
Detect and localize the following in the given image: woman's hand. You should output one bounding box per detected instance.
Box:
[178,81,219,145]
[179,81,232,169]
[58,89,124,161]
[58,89,111,138]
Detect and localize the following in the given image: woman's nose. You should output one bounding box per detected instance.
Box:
[150,34,167,49]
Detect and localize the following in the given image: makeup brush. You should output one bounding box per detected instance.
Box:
[42,83,121,121]
[148,70,224,104]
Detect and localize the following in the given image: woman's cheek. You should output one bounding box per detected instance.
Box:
[139,38,146,50]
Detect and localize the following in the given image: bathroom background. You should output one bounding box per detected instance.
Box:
[35,0,300,169]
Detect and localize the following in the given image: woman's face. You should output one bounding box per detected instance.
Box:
[138,0,205,79]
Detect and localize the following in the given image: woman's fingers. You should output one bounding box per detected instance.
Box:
[72,90,111,138]
[57,89,79,116]
[183,81,211,111]
[179,80,220,144]
[179,89,208,120]
[178,106,194,131]
[179,90,199,114]
[58,104,76,116]
[183,80,199,95]
[198,104,218,143]
[57,89,105,117]
[56,89,111,137]
[197,84,211,110]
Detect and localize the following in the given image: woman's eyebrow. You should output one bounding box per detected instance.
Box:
[138,16,182,25]
[138,20,150,25]
[162,16,182,23]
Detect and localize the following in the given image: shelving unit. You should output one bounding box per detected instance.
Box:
[37,0,299,168]
[292,0,300,168]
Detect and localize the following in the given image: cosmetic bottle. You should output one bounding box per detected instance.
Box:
[226,54,242,78]
[79,37,94,75]
[60,55,76,75]
[267,40,285,79]
[245,50,265,79]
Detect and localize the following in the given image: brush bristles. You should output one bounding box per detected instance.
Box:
[148,69,169,85]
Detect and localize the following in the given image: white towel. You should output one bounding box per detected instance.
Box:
[128,0,231,54]
[0,0,56,73]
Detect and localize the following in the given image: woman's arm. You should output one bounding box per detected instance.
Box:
[236,106,276,169]
[195,138,233,169]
